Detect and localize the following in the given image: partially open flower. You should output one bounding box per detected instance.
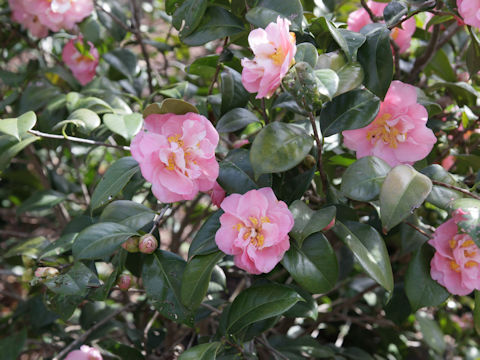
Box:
[65,345,102,360]
[117,274,133,291]
[62,37,99,85]
[138,234,158,254]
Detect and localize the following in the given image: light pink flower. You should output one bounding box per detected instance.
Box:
[347,1,416,53]
[65,345,102,360]
[429,210,480,296]
[241,17,297,99]
[457,0,480,29]
[215,188,294,274]
[210,181,226,207]
[62,37,99,85]
[342,81,437,167]
[130,112,219,203]
[8,0,49,38]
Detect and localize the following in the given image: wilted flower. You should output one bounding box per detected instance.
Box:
[130,112,219,203]
[429,209,480,296]
[138,234,158,254]
[62,37,99,85]
[65,345,102,360]
[347,1,416,53]
[342,81,437,167]
[215,188,294,274]
[241,16,297,99]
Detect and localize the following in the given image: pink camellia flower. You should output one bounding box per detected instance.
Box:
[347,1,416,53]
[8,0,49,38]
[65,345,102,360]
[215,188,294,274]
[130,112,219,203]
[429,210,480,295]
[241,16,297,99]
[62,37,99,85]
[342,81,437,167]
[457,0,480,29]
[210,181,226,207]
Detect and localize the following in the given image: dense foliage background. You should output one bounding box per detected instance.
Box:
[1,0,480,359]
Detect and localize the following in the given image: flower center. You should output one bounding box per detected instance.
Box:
[268,33,296,66]
[234,216,270,248]
[165,134,195,175]
[449,237,479,271]
[366,113,407,148]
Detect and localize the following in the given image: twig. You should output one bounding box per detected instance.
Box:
[200,302,222,314]
[408,24,440,82]
[432,180,480,201]
[360,0,382,22]
[66,142,90,205]
[405,222,433,239]
[149,204,172,234]
[53,303,135,360]
[257,335,289,360]
[208,37,229,96]
[143,310,159,349]
[28,130,130,151]
[94,1,132,33]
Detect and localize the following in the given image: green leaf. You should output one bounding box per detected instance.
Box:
[73,222,138,260]
[421,165,463,209]
[181,6,245,46]
[380,165,432,232]
[383,2,408,27]
[45,262,99,296]
[0,330,27,360]
[341,156,391,201]
[319,89,380,137]
[143,98,199,118]
[427,81,478,107]
[0,111,36,140]
[295,43,318,67]
[405,243,449,311]
[142,250,194,326]
[451,198,480,247]
[173,0,208,37]
[100,200,155,230]
[333,221,394,292]
[357,24,393,99]
[289,200,336,246]
[315,69,340,101]
[0,134,38,173]
[90,157,140,211]
[284,285,319,320]
[220,67,249,114]
[104,49,138,81]
[179,342,221,360]
[467,30,480,77]
[425,49,457,82]
[335,62,365,96]
[181,251,224,310]
[17,190,66,214]
[245,0,303,31]
[269,336,335,359]
[326,19,366,62]
[40,233,77,259]
[475,291,480,335]
[282,233,338,294]
[103,113,143,140]
[416,312,446,354]
[250,122,313,178]
[226,283,303,334]
[55,109,101,135]
[188,210,222,258]
[98,340,144,360]
[4,236,49,259]
[216,108,259,133]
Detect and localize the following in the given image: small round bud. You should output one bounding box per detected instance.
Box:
[122,236,140,253]
[35,267,59,278]
[117,274,133,291]
[303,154,316,169]
[138,234,158,254]
[322,217,336,232]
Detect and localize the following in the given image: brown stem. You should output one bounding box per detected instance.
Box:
[360,0,382,22]
[408,24,440,83]
[405,222,433,239]
[208,37,229,96]
[305,107,328,197]
[432,180,480,201]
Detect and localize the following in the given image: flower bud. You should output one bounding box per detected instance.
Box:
[138,234,158,254]
[117,274,133,291]
[303,154,316,169]
[35,267,59,278]
[121,236,140,253]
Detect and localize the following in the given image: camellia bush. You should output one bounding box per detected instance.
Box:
[2,0,480,358]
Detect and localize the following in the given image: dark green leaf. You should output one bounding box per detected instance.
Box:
[173,0,208,37]
[45,262,99,296]
[188,210,222,258]
[220,67,249,114]
[295,43,318,67]
[0,111,36,140]
[216,108,260,133]
[383,2,408,26]
[289,200,336,245]
[416,312,446,354]
[104,49,138,81]
[0,330,27,360]
[179,342,221,360]
[451,198,480,247]
[143,98,199,118]
[245,0,303,30]
[100,200,155,230]
[0,134,38,173]
[103,113,143,140]
[17,190,66,214]
[335,62,365,96]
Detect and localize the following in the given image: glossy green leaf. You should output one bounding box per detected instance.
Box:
[380,165,432,232]
[341,156,391,201]
[55,108,101,135]
[250,122,313,178]
[143,98,199,118]
[335,62,364,96]
[416,312,446,354]
[0,134,38,173]
[357,24,393,99]
[467,30,480,77]
[103,113,143,140]
[333,221,394,292]
[90,157,140,211]
[220,66,249,114]
[320,89,380,137]
[40,233,77,259]
[104,49,137,81]
[142,250,194,326]
[451,198,480,247]
[0,111,36,140]
[289,200,336,246]
[181,251,224,310]
[405,243,449,311]
[181,6,245,46]
[17,190,66,214]
[0,330,27,360]
[284,285,319,320]
[179,342,221,360]
[295,43,318,67]
[100,200,155,230]
[315,69,340,101]
[216,108,259,133]
[420,165,463,209]
[383,2,408,26]
[245,0,303,30]
[475,291,480,335]
[282,233,338,294]
[4,236,49,259]
[45,262,99,296]
[269,336,335,359]
[226,283,303,334]
[188,210,222,258]
[325,19,366,62]
[73,222,138,260]
[173,0,208,37]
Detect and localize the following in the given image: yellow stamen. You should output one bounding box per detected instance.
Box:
[166,154,175,171]
[234,223,244,231]
[168,134,184,147]
[465,261,478,268]
[249,216,259,227]
[366,113,407,149]
[449,239,457,249]
[461,240,475,248]
[465,250,477,258]
[450,260,461,272]
[261,216,270,223]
